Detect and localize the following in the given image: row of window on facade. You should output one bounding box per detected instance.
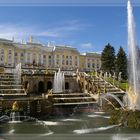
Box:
[0,55,78,67]
[56,54,78,59]
[0,49,101,69]
[0,49,79,65]
[87,59,100,68]
[87,63,100,69]
[0,49,12,54]
[0,49,12,65]
[56,60,78,66]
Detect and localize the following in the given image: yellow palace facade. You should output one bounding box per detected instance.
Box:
[0,38,101,72]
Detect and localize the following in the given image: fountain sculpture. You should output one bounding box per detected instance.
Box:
[9,101,20,123]
[127,0,140,110]
[53,69,65,93]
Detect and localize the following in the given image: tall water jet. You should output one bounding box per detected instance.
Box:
[127,0,140,110]
[14,63,22,83]
[10,112,20,123]
[53,68,65,93]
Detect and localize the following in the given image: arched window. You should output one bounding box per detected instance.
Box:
[65,82,69,90]
[38,81,44,93]
[66,60,68,65]
[24,81,29,89]
[47,81,52,91]
[1,49,4,54]
[33,59,36,66]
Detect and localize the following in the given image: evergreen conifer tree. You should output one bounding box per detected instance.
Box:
[116,47,127,80]
[101,43,115,74]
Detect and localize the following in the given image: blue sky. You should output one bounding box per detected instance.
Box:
[0,4,140,53]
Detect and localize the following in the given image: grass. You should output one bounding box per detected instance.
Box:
[105,77,129,91]
[119,82,129,91]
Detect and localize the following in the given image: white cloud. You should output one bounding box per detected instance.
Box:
[79,42,97,52]
[36,31,60,38]
[0,24,31,41]
[0,20,86,41]
[80,43,93,49]
[0,24,61,40]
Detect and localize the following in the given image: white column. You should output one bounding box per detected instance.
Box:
[77,56,79,68]
[54,55,56,67]
[99,60,101,69]
[71,56,74,68]
[45,54,47,67]
[12,51,15,67]
[30,53,32,64]
[3,50,5,65]
[60,55,62,68]
[86,57,88,70]
[25,52,27,64]
[36,54,39,65]
[4,49,7,65]
[90,59,92,71]
[17,53,20,64]
[95,59,97,71]
[41,54,43,64]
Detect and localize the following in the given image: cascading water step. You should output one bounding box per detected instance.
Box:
[52,93,89,97]
[53,97,93,100]
[0,78,20,80]
[0,85,23,89]
[0,65,26,96]
[53,101,97,106]
[0,81,21,85]
[52,92,96,106]
[37,101,41,113]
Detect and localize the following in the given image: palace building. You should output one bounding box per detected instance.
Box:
[0,37,101,71]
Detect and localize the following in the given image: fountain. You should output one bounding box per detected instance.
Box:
[9,101,21,123]
[10,112,20,123]
[108,1,140,128]
[53,68,65,93]
[127,0,140,110]
[101,93,125,110]
[0,115,10,123]
[0,62,25,96]
[14,63,22,83]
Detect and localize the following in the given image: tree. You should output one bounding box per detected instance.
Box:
[116,47,127,80]
[101,43,115,73]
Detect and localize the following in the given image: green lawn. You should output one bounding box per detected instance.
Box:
[105,77,129,91]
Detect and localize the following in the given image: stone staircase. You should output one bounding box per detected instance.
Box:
[75,72,126,105]
[91,75,125,96]
[0,73,26,96]
[52,93,96,106]
[50,72,125,113]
